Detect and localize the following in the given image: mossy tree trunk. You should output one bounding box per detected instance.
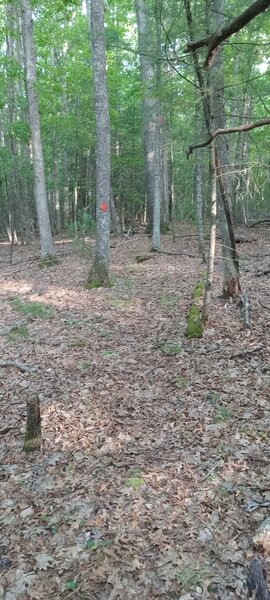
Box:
[23,394,42,452]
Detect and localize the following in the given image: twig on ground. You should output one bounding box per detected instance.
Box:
[239,293,251,329]
[110,237,136,248]
[256,268,270,277]
[159,250,198,258]
[0,360,36,373]
[229,346,263,359]
[259,298,270,312]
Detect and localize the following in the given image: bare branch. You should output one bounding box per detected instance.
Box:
[185,0,270,66]
[187,118,270,156]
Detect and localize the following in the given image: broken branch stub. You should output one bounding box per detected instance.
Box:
[23,394,42,452]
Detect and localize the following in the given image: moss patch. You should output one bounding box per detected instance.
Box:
[125,476,144,490]
[192,282,204,299]
[11,297,55,319]
[186,305,203,338]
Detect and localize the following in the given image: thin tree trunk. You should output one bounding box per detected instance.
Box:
[87,0,111,287]
[203,143,217,322]
[211,0,240,297]
[21,0,55,259]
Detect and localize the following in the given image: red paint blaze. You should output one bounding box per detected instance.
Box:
[100,201,108,213]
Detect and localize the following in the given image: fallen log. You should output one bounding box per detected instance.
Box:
[0,360,36,373]
[247,218,270,228]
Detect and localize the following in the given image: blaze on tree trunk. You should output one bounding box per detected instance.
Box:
[87,0,111,287]
[23,394,42,452]
[21,0,55,260]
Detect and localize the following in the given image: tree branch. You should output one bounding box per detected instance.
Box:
[187,118,270,156]
[185,0,270,66]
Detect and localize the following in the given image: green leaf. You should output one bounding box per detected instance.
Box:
[65,581,77,591]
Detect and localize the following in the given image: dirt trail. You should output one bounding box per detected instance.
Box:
[0,227,270,599]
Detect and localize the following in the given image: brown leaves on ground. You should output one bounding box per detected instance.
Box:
[1,227,270,599]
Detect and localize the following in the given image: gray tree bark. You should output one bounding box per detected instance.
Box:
[135,0,161,249]
[21,0,55,259]
[211,0,240,297]
[87,0,111,286]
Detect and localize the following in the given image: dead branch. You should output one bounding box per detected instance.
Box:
[258,298,270,311]
[239,293,251,329]
[256,268,270,277]
[158,251,197,257]
[187,118,270,156]
[185,0,270,66]
[229,346,262,359]
[0,360,36,373]
[110,237,136,248]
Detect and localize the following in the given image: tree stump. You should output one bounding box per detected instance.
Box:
[23,394,42,451]
[247,558,270,599]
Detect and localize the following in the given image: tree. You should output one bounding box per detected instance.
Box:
[21,0,55,259]
[135,0,161,250]
[87,0,111,287]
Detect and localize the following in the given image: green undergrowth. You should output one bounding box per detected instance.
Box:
[11,297,55,319]
[85,280,113,290]
[6,325,29,341]
[161,341,183,356]
[186,278,204,338]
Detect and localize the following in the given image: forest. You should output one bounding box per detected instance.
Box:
[1,0,270,599]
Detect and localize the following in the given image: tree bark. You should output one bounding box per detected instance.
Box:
[135,0,161,246]
[87,0,111,287]
[202,143,217,323]
[211,0,240,297]
[21,0,55,259]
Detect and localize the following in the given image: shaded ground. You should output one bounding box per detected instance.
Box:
[0,226,270,599]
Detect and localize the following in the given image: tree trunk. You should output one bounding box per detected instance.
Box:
[211,0,240,297]
[203,142,217,323]
[21,0,55,259]
[87,0,111,287]
[135,0,161,242]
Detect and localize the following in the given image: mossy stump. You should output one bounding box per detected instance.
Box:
[23,394,42,452]
[135,254,153,263]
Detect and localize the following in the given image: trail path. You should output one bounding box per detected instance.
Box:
[0,226,270,599]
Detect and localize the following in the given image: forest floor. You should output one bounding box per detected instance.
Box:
[0,225,270,600]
